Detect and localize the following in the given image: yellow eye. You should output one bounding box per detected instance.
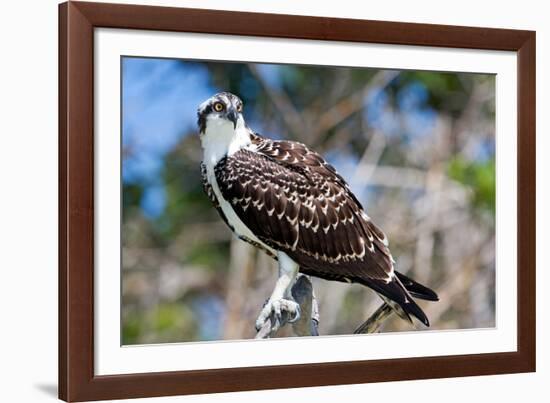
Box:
[236,104,243,112]
[213,102,224,112]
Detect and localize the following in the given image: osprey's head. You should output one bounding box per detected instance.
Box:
[197,92,244,134]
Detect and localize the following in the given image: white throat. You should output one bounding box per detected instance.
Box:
[200,117,252,169]
[200,116,272,255]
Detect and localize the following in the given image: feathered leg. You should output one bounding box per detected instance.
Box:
[255,252,301,331]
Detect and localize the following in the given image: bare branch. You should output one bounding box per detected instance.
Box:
[248,64,306,139]
[313,70,400,136]
[354,303,394,334]
[351,129,386,186]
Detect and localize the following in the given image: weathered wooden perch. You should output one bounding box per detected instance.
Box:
[255,274,395,338]
[255,274,319,339]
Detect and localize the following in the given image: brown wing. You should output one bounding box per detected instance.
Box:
[214,137,394,283]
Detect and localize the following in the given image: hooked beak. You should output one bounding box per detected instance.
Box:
[227,108,238,129]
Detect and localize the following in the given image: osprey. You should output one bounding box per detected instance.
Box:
[198,92,438,332]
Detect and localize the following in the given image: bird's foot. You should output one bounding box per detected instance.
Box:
[255,298,301,332]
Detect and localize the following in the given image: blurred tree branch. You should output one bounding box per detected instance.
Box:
[310,70,400,141]
[248,64,306,140]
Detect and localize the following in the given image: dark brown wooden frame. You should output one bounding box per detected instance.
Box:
[59,1,536,401]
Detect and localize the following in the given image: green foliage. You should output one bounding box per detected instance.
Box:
[187,242,229,270]
[123,302,199,344]
[122,311,141,345]
[448,156,495,214]
[122,183,144,221]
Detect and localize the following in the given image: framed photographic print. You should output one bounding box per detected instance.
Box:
[59,1,536,401]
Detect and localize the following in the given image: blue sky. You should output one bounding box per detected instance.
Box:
[122,58,215,217]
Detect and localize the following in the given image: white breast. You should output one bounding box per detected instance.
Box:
[201,117,275,255]
[207,167,274,254]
